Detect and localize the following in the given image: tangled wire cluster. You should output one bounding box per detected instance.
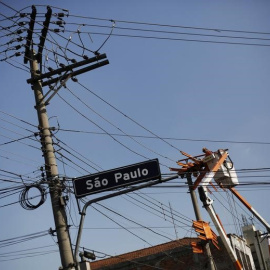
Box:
[19,184,47,210]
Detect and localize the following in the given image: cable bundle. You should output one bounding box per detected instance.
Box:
[19,184,47,210]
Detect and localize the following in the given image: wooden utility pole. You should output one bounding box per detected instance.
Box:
[29,50,75,270]
[187,173,216,270]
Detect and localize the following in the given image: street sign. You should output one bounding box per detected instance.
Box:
[73,159,161,198]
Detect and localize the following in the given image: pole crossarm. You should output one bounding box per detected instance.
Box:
[24,5,37,64]
[27,54,108,84]
[37,6,52,64]
[41,59,109,87]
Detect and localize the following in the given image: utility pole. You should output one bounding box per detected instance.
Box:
[23,5,109,269]
[29,49,75,270]
[255,230,267,270]
[187,173,216,270]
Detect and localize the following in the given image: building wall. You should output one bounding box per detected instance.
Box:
[242,225,270,270]
[90,238,247,270]
[228,234,256,270]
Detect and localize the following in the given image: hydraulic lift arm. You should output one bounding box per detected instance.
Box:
[172,148,270,270]
[198,186,243,270]
[229,187,270,233]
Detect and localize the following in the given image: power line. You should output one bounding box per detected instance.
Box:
[0,230,49,248]
[55,150,91,174]
[0,134,36,146]
[0,133,40,150]
[0,250,58,262]
[65,85,175,163]
[63,23,270,42]
[0,148,41,165]
[68,15,270,36]
[58,128,270,145]
[56,92,166,165]
[0,243,56,257]
[95,202,173,242]
[54,139,100,172]
[79,245,166,270]
[77,81,180,151]
[0,116,35,133]
[132,191,192,224]
[53,134,103,171]
[91,203,184,266]
[0,110,37,128]
[84,31,270,47]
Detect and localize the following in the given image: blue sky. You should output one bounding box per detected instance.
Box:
[1,1,270,269]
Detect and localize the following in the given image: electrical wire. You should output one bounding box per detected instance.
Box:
[91,203,185,265]
[56,92,164,165]
[77,225,191,230]
[0,52,28,71]
[123,193,192,228]
[55,156,88,175]
[0,169,41,184]
[55,145,97,173]
[63,22,270,42]
[78,245,166,270]
[58,128,270,145]
[0,133,36,146]
[49,31,270,47]
[0,116,35,133]
[95,202,173,242]
[131,190,193,224]
[1,5,270,267]
[0,133,40,150]
[65,85,175,164]
[122,195,189,239]
[0,148,41,165]
[55,151,91,174]
[0,230,50,248]
[0,243,56,257]
[0,190,49,208]
[67,15,270,36]
[0,153,42,168]
[77,81,180,151]
[0,249,58,262]
[92,204,155,246]
[1,0,270,79]
[53,133,103,171]
[19,184,47,210]
[0,4,107,64]
[0,110,37,128]
[0,13,83,65]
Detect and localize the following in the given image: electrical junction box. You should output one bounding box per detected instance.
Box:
[204,150,239,188]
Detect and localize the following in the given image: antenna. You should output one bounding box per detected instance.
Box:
[169,201,178,240]
[242,214,249,226]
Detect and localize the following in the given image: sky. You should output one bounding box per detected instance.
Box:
[1,1,270,269]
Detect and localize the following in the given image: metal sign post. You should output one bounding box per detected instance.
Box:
[74,174,179,270]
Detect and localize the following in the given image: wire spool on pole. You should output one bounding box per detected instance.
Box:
[19,184,47,210]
